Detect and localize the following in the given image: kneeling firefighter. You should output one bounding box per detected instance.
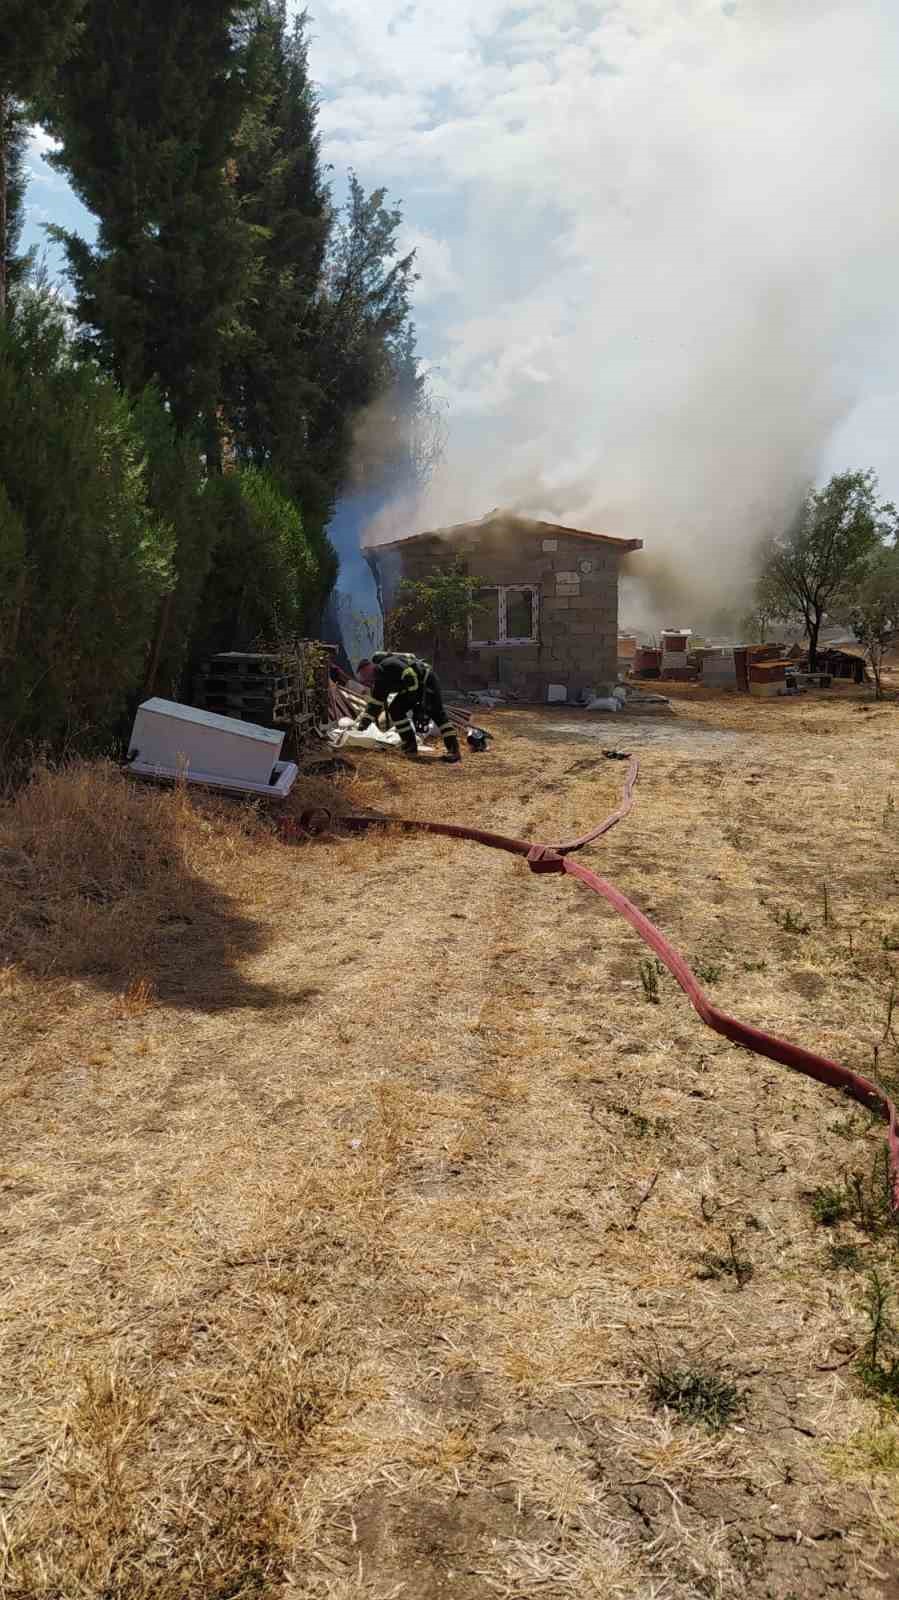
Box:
[355,652,461,763]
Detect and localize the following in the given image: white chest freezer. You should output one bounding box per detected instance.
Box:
[129,698,284,787]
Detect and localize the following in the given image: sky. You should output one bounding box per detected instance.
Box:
[22,0,899,626]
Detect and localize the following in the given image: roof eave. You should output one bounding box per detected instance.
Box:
[372,531,644,555]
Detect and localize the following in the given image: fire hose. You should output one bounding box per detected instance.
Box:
[279,758,899,1209]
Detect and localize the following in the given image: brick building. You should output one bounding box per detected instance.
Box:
[367,512,642,702]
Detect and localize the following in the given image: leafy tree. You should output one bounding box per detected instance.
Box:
[386,561,483,667]
[0,0,85,314]
[757,470,897,669]
[0,293,173,751]
[845,548,899,700]
[42,0,256,449]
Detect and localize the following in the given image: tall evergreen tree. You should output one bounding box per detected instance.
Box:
[130,390,222,698]
[41,0,257,448]
[220,1,338,613]
[0,0,85,314]
[222,4,330,490]
[2,104,35,310]
[0,295,174,749]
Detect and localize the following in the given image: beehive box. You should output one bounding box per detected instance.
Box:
[748,661,789,697]
[129,699,284,786]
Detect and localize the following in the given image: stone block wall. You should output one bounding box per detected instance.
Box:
[374,527,623,701]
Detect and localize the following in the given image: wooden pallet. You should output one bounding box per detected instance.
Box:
[193,689,297,712]
[196,672,295,695]
[199,653,285,678]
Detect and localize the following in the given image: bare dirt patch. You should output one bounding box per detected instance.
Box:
[1,691,898,1598]
[545,712,742,753]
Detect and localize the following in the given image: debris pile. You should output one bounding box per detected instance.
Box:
[327,675,476,754]
[581,683,672,715]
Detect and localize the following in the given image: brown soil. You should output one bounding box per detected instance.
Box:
[1,682,899,1598]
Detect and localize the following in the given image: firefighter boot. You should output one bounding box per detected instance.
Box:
[441,734,462,764]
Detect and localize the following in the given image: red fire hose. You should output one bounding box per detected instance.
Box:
[281,758,899,1209]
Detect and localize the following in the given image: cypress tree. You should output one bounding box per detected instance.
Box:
[0,296,174,750]
[130,390,221,697]
[42,0,257,447]
[2,104,35,311]
[0,0,85,314]
[222,4,330,490]
[221,2,339,618]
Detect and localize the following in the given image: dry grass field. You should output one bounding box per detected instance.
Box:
[2,681,899,1599]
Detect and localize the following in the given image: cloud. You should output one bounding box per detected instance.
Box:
[27,125,61,159]
[397,224,460,306]
[26,167,63,188]
[309,0,899,627]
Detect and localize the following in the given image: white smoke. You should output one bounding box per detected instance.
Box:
[314,0,899,631]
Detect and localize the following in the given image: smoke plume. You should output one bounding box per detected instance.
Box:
[337,0,899,633]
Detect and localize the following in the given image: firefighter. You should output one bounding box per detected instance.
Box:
[355,651,461,762]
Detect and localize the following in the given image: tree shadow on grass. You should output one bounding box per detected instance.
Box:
[0,763,293,1014]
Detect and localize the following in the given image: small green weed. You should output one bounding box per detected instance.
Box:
[882,981,898,1046]
[742,959,767,973]
[694,960,723,985]
[884,793,896,829]
[810,1185,850,1226]
[776,907,811,935]
[856,1273,899,1407]
[808,1150,897,1237]
[649,1361,745,1430]
[881,932,899,953]
[840,1425,899,1473]
[826,1242,864,1272]
[608,1103,670,1139]
[830,1110,867,1139]
[697,1233,754,1288]
[639,958,662,1003]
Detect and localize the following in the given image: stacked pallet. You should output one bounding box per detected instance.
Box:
[192,656,294,720]
[194,654,297,721]
[193,646,332,751]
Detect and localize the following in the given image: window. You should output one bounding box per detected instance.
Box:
[469,585,538,646]
[468,587,500,644]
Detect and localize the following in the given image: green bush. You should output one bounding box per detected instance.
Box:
[130,389,220,700]
[194,466,318,659]
[0,294,174,755]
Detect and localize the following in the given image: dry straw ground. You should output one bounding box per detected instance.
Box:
[1,682,899,1599]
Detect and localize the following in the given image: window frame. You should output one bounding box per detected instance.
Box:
[468,584,539,647]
